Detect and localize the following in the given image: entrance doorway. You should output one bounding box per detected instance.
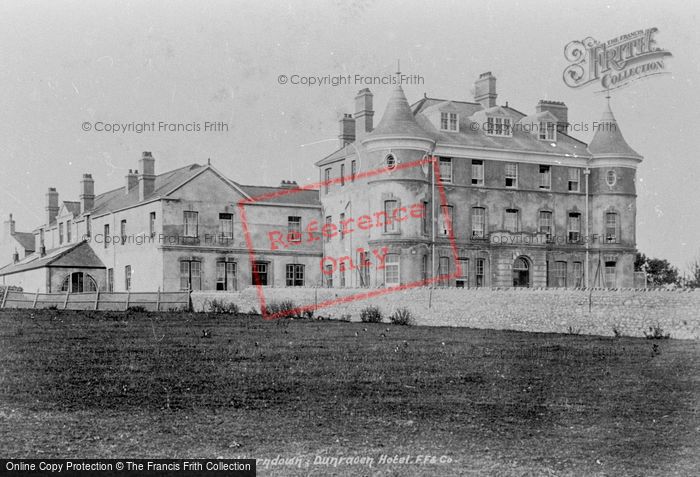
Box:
[512,257,530,287]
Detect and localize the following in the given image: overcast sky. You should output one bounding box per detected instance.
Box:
[0,0,698,270]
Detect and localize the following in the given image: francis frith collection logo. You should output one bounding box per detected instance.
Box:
[563,27,672,91]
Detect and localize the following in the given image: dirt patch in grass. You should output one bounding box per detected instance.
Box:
[0,309,698,475]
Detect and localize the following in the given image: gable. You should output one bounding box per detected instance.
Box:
[165,167,249,205]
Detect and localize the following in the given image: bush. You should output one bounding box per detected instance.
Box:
[208,299,240,315]
[389,307,414,326]
[265,300,301,318]
[126,305,148,313]
[644,324,670,339]
[360,306,382,323]
[339,314,352,322]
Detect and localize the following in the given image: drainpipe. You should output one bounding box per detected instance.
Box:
[584,166,591,287]
[432,155,436,286]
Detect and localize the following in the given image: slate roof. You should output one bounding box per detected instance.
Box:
[0,241,104,276]
[367,85,434,140]
[63,201,81,217]
[88,164,204,217]
[239,185,321,206]
[12,232,35,252]
[588,102,641,157]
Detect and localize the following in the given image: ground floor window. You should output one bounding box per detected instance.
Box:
[421,255,428,282]
[339,263,346,287]
[325,264,333,287]
[475,258,485,287]
[180,260,201,290]
[438,256,450,286]
[384,254,400,286]
[216,261,237,291]
[604,261,617,288]
[125,265,132,291]
[286,263,305,286]
[252,261,269,286]
[456,258,469,288]
[552,261,567,288]
[573,261,583,287]
[107,268,114,292]
[357,250,370,287]
[60,272,98,293]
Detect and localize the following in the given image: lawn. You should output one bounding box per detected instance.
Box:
[0,309,698,476]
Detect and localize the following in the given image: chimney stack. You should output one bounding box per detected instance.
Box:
[474,72,497,108]
[339,113,356,148]
[138,151,156,201]
[125,169,138,194]
[536,100,569,133]
[354,88,374,138]
[3,214,15,237]
[45,188,59,225]
[279,180,298,189]
[80,174,95,213]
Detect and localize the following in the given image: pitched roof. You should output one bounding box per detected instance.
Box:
[88,164,204,217]
[588,102,641,157]
[238,185,321,206]
[0,241,104,276]
[63,201,81,217]
[12,232,35,252]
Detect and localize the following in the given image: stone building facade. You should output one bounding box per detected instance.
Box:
[0,72,642,292]
[316,72,641,289]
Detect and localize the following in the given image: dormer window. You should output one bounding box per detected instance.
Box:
[538,121,556,141]
[486,116,512,137]
[440,112,459,132]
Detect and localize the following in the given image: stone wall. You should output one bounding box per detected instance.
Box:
[192,287,700,340]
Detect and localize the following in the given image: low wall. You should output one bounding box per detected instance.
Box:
[192,287,700,340]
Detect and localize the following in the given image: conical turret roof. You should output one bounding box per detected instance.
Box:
[588,101,641,157]
[368,85,432,139]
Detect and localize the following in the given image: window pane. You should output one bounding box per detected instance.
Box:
[472,207,485,237]
[439,158,452,183]
[384,200,398,232]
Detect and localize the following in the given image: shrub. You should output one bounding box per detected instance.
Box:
[339,314,352,322]
[360,306,382,323]
[265,300,301,318]
[644,324,670,340]
[612,327,622,338]
[208,299,240,315]
[389,307,414,326]
[126,305,148,313]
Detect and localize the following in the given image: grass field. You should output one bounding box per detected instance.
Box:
[0,309,698,476]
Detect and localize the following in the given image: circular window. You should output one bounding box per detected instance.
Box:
[385,154,396,170]
[606,170,617,186]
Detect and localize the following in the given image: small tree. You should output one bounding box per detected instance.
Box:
[684,255,700,288]
[635,252,680,287]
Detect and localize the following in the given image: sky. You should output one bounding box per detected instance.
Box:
[0,0,698,271]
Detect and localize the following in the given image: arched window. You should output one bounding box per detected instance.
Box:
[60,272,97,293]
[606,170,617,186]
[512,257,530,288]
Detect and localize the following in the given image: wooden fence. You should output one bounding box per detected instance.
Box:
[0,287,190,312]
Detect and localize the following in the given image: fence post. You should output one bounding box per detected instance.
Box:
[125,290,130,311]
[63,289,70,310]
[1,287,9,309]
[156,287,161,312]
[32,289,39,309]
[94,288,100,311]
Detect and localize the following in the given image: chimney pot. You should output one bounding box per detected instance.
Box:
[125,169,138,194]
